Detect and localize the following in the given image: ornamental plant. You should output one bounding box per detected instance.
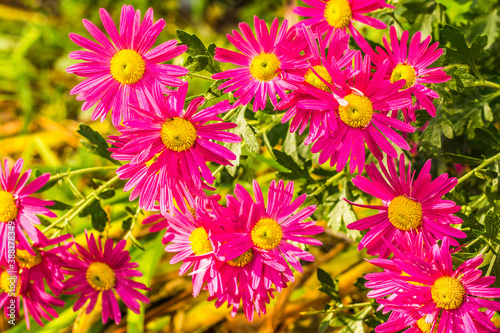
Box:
[1,0,500,332]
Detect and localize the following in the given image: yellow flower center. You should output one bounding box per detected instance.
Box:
[249,53,281,81]
[338,94,374,128]
[391,64,416,90]
[324,0,353,29]
[388,195,423,231]
[227,249,254,267]
[86,262,116,291]
[110,49,146,85]
[251,218,282,250]
[417,317,439,333]
[16,248,43,269]
[304,65,332,92]
[0,191,18,222]
[1,270,21,297]
[431,276,465,310]
[160,117,197,152]
[189,227,213,255]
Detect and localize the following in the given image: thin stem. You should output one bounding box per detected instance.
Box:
[124,205,142,240]
[43,175,121,233]
[211,165,225,178]
[457,151,500,185]
[311,171,346,196]
[486,244,500,276]
[49,166,118,182]
[472,80,500,90]
[464,236,484,249]
[188,73,216,82]
[301,302,371,315]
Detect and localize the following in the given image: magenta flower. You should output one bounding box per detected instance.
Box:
[212,16,309,112]
[303,53,414,173]
[365,237,500,332]
[67,5,188,126]
[346,154,465,258]
[109,82,241,215]
[278,26,355,144]
[212,180,323,287]
[353,26,451,121]
[293,0,394,38]
[0,261,64,329]
[62,232,150,325]
[17,231,72,297]
[0,158,56,262]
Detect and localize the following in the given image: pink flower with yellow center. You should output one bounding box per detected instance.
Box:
[67,4,188,126]
[62,232,150,324]
[212,16,310,112]
[108,82,241,215]
[353,26,451,121]
[0,158,56,262]
[347,154,465,258]
[294,0,394,39]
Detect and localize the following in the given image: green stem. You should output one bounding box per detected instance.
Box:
[472,80,500,90]
[486,244,500,276]
[43,175,121,233]
[49,166,118,182]
[188,73,216,82]
[262,131,276,159]
[457,151,500,185]
[124,205,142,240]
[301,302,371,315]
[211,165,225,178]
[311,171,346,196]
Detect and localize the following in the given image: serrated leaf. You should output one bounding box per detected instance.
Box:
[77,124,119,165]
[184,55,209,73]
[441,25,489,65]
[79,201,107,232]
[445,66,476,92]
[317,268,341,302]
[475,169,498,180]
[419,99,453,156]
[484,210,500,244]
[442,153,483,165]
[176,30,221,74]
[273,149,313,181]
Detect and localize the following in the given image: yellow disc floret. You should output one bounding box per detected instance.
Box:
[1,270,21,297]
[249,53,281,81]
[388,195,423,231]
[251,218,282,250]
[110,49,146,85]
[324,0,353,29]
[189,227,213,255]
[0,191,18,222]
[338,94,374,128]
[228,249,254,267]
[304,65,332,92]
[431,276,465,310]
[417,317,438,333]
[391,64,416,90]
[160,117,197,152]
[16,248,43,269]
[86,262,116,291]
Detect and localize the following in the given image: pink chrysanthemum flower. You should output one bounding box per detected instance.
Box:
[0,158,56,261]
[17,231,72,297]
[293,0,394,38]
[353,26,451,121]
[365,237,500,332]
[162,207,219,297]
[67,5,188,126]
[346,154,465,258]
[303,53,414,173]
[0,261,64,329]
[109,83,241,215]
[62,232,150,325]
[278,26,355,144]
[212,16,309,112]
[212,180,323,286]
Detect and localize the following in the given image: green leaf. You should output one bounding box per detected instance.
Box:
[204,80,225,100]
[79,201,107,232]
[50,200,72,211]
[97,189,115,199]
[273,149,313,181]
[441,25,489,65]
[474,128,500,148]
[442,153,483,165]
[484,209,500,244]
[77,124,119,165]
[317,268,341,302]
[475,169,498,180]
[176,30,221,74]
[319,313,334,333]
[122,217,133,231]
[130,234,145,251]
[419,99,453,157]
[184,55,209,73]
[445,66,476,92]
